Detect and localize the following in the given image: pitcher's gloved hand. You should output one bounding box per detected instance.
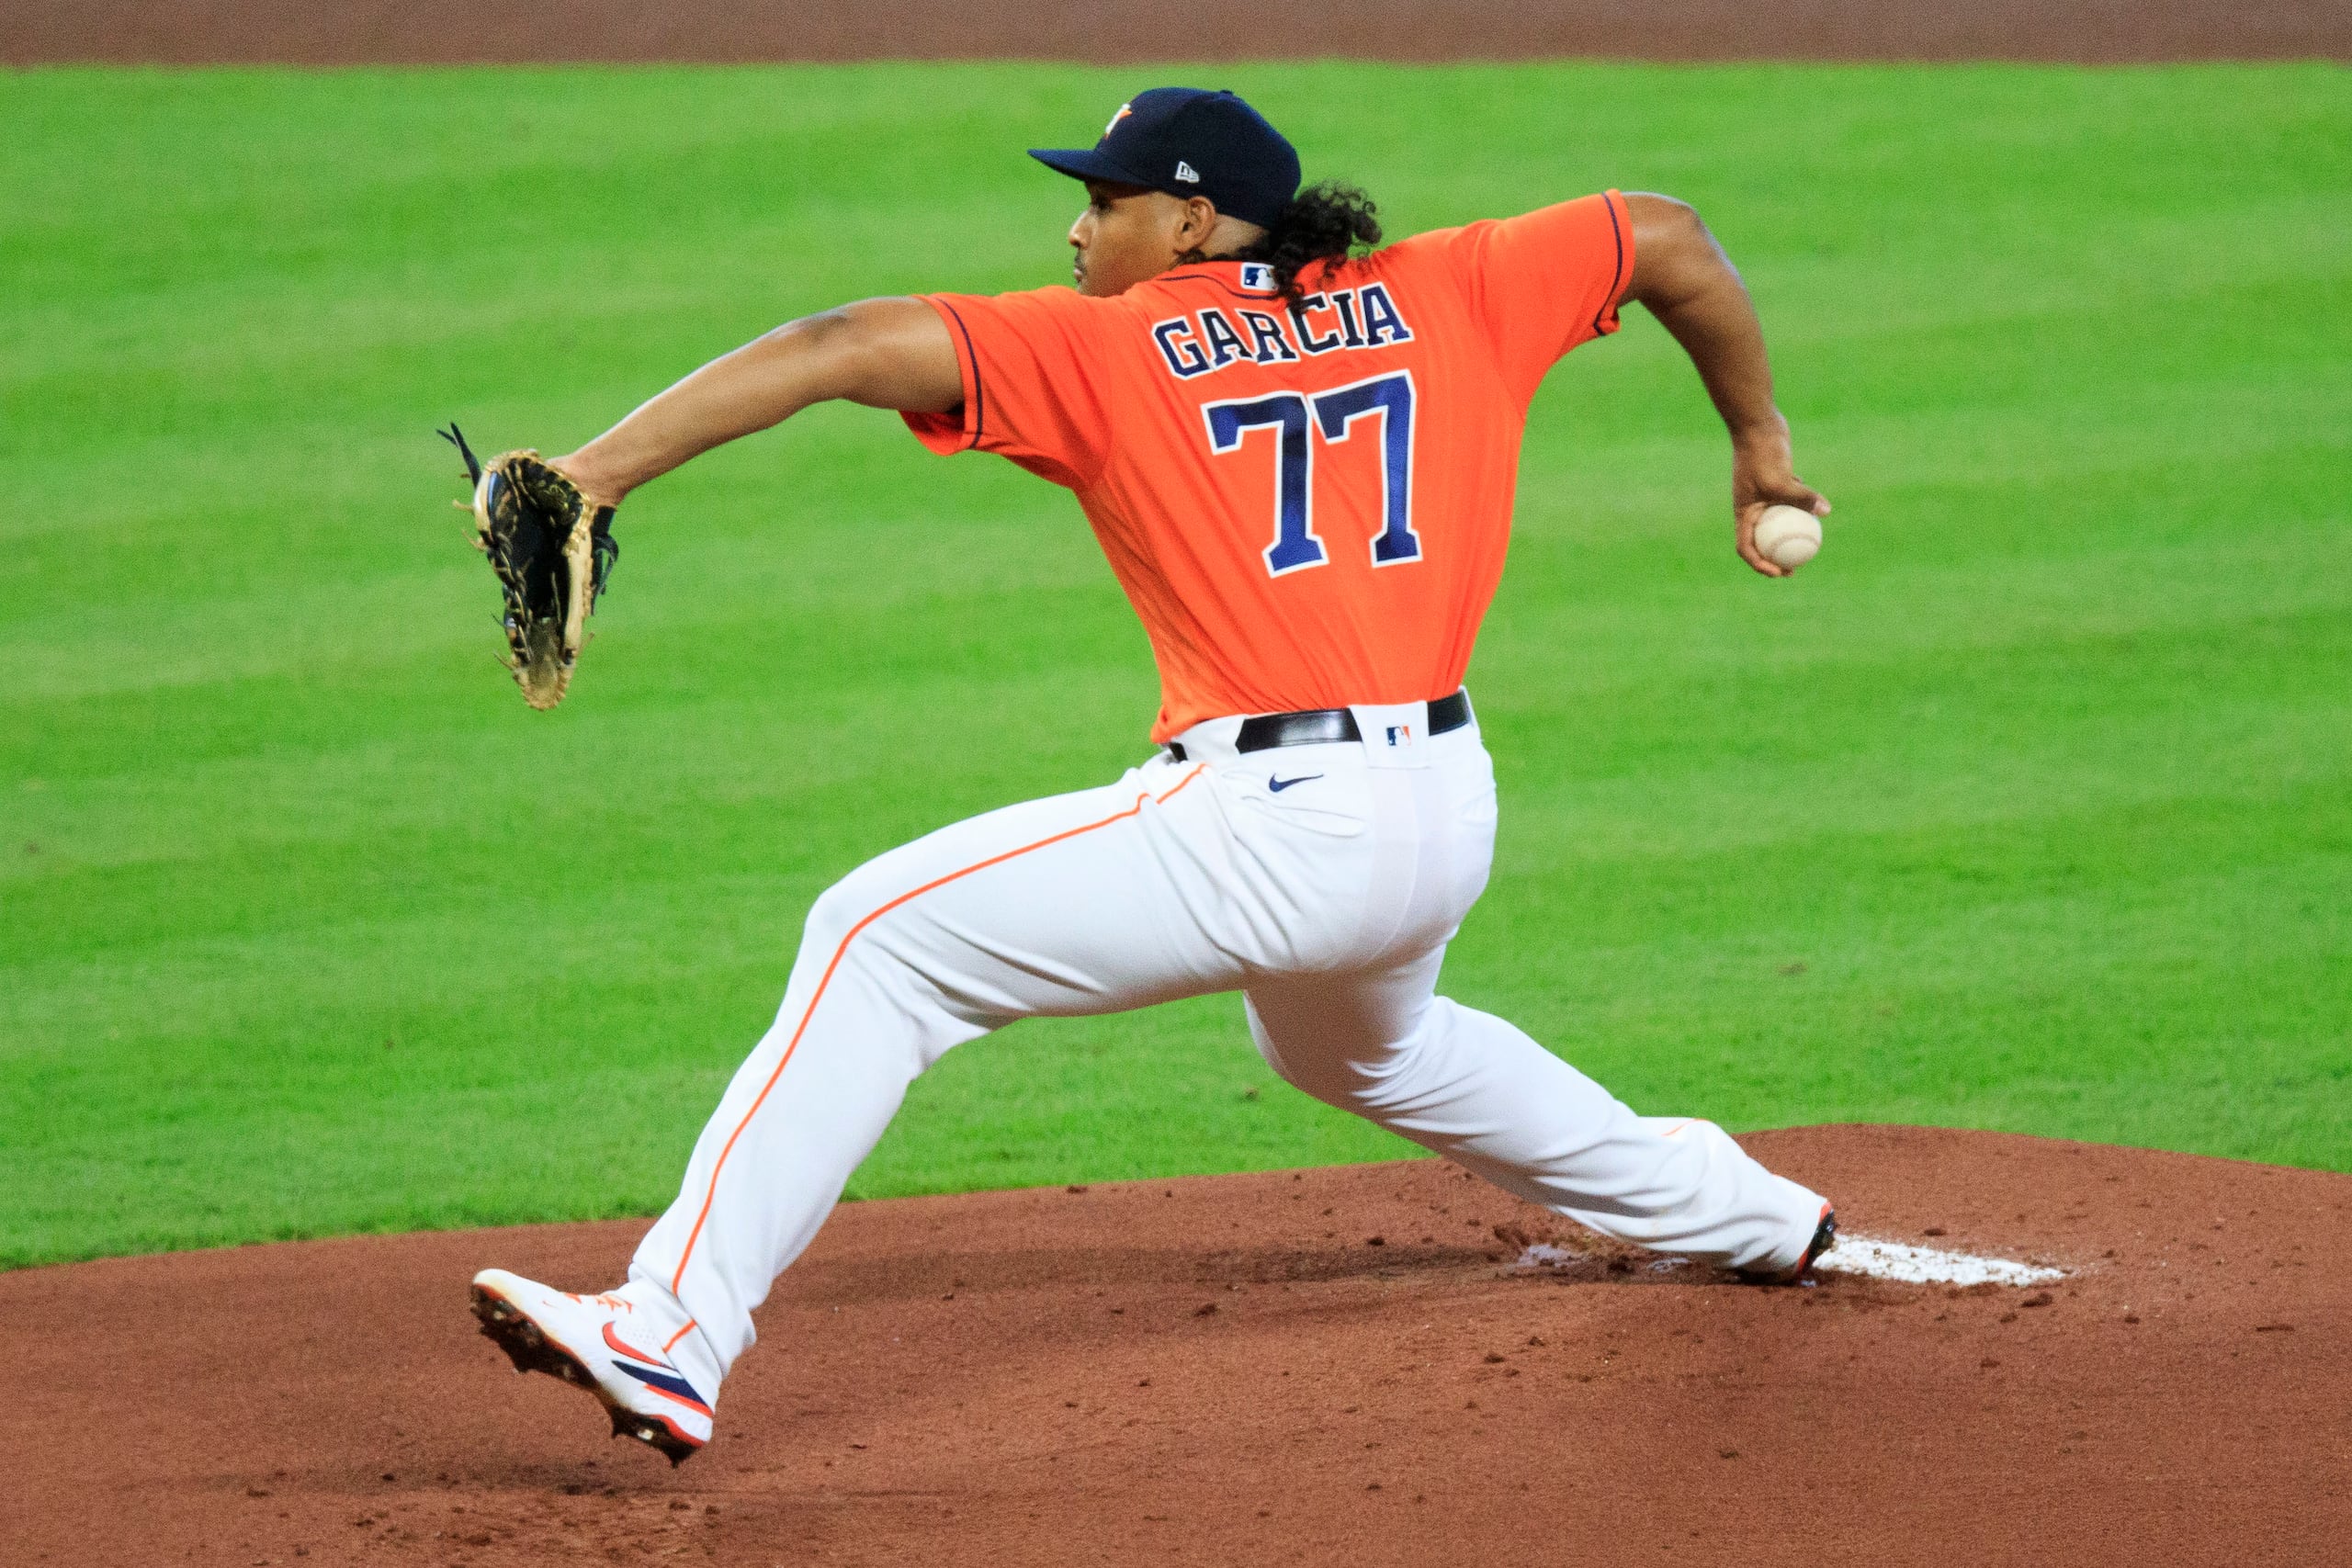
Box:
[441,424,619,710]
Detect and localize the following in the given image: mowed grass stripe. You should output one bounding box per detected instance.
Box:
[2,63,2346,1266]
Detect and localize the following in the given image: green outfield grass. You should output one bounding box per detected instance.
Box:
[3,62,2346,1268]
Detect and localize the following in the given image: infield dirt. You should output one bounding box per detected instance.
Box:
[6,0,2346,64]
[6,1125,2347,1566]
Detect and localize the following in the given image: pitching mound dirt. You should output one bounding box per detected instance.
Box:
[6,0,2346,65]
[6,1124,2346,1566]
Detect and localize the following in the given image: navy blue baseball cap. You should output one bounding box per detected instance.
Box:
[1029,88,1301,230]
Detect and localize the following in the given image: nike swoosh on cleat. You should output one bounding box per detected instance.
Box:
[602,1321,673,1368]
[615,1360,713,1415]
[1267,773,1322,793]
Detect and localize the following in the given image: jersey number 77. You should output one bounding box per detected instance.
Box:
[1202,370,1420,578]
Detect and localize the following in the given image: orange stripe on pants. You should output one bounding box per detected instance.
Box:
[668,764,1207,1292]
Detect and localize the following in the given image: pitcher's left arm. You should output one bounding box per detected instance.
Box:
[551,298,966,503]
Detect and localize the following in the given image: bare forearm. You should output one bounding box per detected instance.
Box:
[554,298,961,502]
[1622,191,1826,577]
[553,325,842,501]
[1624,196,1780,441]
[1648,278,1782,444]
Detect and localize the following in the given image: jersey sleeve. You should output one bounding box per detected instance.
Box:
[900,287,1114,491]
[1423,189,1635,404]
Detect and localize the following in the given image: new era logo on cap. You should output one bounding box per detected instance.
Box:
[1174,160,1200,183]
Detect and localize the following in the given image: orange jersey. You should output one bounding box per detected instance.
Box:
[905,189,1634,741]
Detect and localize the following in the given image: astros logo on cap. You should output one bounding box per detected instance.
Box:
[1031,87,1303,231]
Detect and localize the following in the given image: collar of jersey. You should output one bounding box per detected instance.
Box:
[1151,260,1281,299]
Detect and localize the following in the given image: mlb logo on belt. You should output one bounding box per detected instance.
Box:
[1351,703,1430,769]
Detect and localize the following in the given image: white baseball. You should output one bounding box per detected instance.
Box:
[1753,504,1822,570]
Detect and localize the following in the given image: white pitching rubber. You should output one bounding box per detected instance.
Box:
[1814,1236,2064,1287]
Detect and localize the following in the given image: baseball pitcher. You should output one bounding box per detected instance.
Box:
[466,87,1837,1463]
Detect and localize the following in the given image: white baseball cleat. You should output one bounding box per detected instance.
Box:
[1736,1203,1839,1286]
[469,1268,714,1464]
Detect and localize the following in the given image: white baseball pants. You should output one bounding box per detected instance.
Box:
[620,703,1827,1397]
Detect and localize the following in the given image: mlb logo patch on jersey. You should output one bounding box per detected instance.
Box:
[1238,263,1275,292]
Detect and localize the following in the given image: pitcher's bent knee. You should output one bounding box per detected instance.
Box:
[793,861,935,991]
[797,878,868,962]
[1245,994,1429,1110]
[775,871,990,1072]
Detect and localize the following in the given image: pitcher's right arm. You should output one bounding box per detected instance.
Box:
[1623,193,1828,579]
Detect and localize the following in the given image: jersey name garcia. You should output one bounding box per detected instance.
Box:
[905,190,1634,741]
[1150,276,1415,378]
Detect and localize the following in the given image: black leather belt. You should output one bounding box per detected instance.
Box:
[1168,690,1471,762]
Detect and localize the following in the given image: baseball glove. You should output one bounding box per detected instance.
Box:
[440,424,619,711]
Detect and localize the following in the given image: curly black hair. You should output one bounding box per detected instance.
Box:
[1224,181,1384,300]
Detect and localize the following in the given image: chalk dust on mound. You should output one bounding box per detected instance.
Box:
[3,1125,2346,1566]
